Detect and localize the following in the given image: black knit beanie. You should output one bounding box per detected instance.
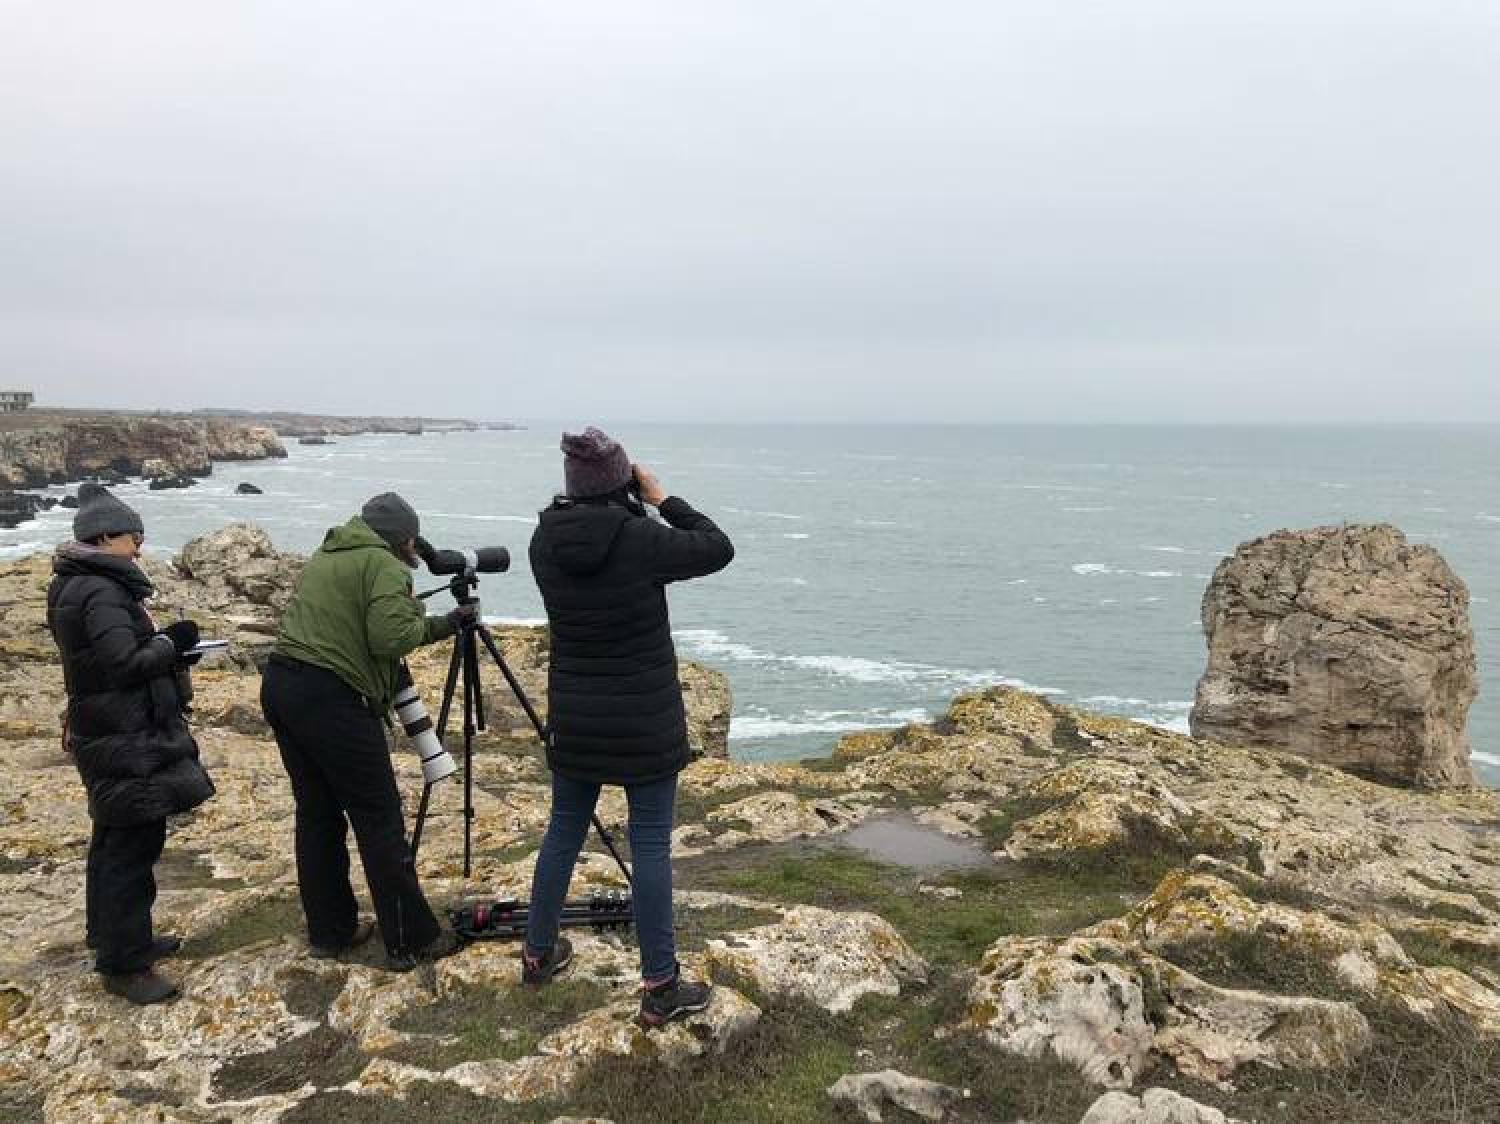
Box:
[361,492,421,547]
[72,482,144,542]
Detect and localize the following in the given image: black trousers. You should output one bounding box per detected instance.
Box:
[86,817,166,975]
[260,655,440,956]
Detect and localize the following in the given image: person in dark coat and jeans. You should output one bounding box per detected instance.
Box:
[524,427,734,1026]
[46,484,214,1005]
[261,493,473,970]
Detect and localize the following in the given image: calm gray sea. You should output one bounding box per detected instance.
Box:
[6,425,1496,782]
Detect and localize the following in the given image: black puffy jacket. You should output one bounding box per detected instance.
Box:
[529,495,734,786]
[46,547,215,826]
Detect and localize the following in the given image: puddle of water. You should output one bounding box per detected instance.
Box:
[829,814,993,870]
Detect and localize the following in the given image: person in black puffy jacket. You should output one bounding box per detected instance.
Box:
[522,428,733,1027]
[45,483,213,1005]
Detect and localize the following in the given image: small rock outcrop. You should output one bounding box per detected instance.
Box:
[1081,1088,1241,1124]
[234,482,263,495]
[1191,524,1476,787]
[828,1069,965,1122]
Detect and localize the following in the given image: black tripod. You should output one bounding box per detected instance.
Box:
[408,567,633,890]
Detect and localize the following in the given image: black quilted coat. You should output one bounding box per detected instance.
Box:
[529,495,734,786]
[46,547,214,826]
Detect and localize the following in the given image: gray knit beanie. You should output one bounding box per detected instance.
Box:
[72,482,144,542]
[561,427,632,499]
[361,492,421,547]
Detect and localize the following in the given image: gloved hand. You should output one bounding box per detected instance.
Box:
[163,619,200,654]
[446,602,481,631]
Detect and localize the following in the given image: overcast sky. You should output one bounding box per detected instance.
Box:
[1,2,1496,423]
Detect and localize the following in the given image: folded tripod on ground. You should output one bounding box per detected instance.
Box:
[406,554,634,938]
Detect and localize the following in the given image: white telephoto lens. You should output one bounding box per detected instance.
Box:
[393,685,457,783]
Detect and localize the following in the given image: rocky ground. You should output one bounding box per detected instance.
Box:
[2,530,1499,1124]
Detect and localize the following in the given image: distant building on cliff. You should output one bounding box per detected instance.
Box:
[0,391,34,413]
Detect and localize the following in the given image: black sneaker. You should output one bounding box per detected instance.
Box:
[102,968,179,1006]
[521,935,574,986]
[310,919,375,960]
[638,969,712,1027]
[386,929,467,973]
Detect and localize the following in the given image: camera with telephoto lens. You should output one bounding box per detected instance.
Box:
[394,662,458,784]
[417,537,510,576]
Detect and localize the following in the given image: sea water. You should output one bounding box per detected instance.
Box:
[6,424,1496,782]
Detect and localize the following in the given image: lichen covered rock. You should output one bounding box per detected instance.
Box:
[705,906,927,1012]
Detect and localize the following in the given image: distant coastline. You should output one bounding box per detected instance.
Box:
[0,408,524,529]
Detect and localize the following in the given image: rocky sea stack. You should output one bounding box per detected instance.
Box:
[1192,524,1477,788]
[0,526,1496,1124]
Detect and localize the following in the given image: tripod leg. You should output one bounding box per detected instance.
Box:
[411,781,435,859]
[435,632,464,742]
[462,626,484,879]
[474,625,633,888]
[475,625,548,741]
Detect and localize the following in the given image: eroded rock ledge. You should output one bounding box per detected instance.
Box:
[1,532,1497,1124]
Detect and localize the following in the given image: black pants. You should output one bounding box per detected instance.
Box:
[260,655,440,956]
[86,818,166,975]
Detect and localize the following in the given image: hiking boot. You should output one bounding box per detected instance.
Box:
[309,919,376,960]
[102,968,179,1006]
[638,969,712,1027]
[386,929,467,973]
[521,936,574,986]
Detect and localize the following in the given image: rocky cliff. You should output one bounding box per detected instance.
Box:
[0,416,287,490]
[1191,524,1477,788]
[0,531,1496,1124]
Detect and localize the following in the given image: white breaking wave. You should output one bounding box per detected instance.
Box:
[731,707,931,741]
[1473,751,1500,769]
[674,628,1062,694]
[1078,695,1193,735]
[1479,514,1500,524]
[782,533,811,540]
[1072,563,1183,579]
[723,507,805,521]
[426,512,537,524]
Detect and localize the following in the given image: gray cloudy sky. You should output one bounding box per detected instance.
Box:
[1,1,1496,423]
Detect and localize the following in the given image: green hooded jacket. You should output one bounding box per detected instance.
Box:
[275,516,455,707]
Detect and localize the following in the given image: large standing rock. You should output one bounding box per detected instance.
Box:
[1191,524,1476,788]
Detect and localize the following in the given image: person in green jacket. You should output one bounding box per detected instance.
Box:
[260,493,476,969]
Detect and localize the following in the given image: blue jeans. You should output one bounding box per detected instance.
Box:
[524,771,677,982]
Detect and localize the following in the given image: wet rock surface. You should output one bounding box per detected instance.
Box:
[1,532,1499,1122]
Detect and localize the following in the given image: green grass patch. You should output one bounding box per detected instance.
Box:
[387,978,613,1070]
[676,903,783,953]
[179,895,303,960]
[1399,930,1500,980]
[281,1081,560,1124]
[678,845,1153,968]
[214,1025,366,1100]
[1161,930,1355,1000]
[1165,1003,1500,1124]
[282,965,349,1020]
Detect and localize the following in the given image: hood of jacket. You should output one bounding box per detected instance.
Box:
[321,516,400,556]
[537,501,633,576]
[52,542,154,601]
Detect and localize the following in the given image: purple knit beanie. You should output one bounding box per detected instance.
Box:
[561,427,632,499]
